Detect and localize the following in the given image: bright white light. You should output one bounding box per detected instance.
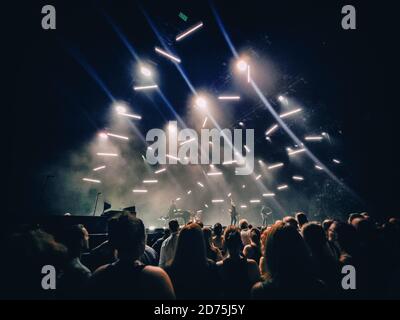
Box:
[218,96,241,100]
[176,22,204,41]
[250,199,261,203]
[155,168,167,174]
[223,160,237,165]
[155,47,181,63]
[244,145,251,153]
[247,65,251,83]
[240,205,248,208]
[277,184,288,190]
[315,165,324,170]
[207,172,223,176]
[134,84,158,91]
[333,159,341,164]
[238,122,244,127]
[115,105,127,113]
[279,108,302,119]
[176,197,181,201]
[98,132,108,139]
[278,95,285,102]
[195,97,208,108]
[187,190,192,195]
[256,175,262,180]
[83,178,101,184]
[263,193,275,197]
[179,138,196,146]
[305,136,323,141]
[149,226,156,231]
[202,117,208,128]
[97,153,118,157]
[237,60,248,72]
[242,185,246,189]
[292,176,304,181]
[118,112,142,120]
[258,160,264,164]
[143,180,158,184]
[140,66,152,77]
[212,199,224,203]
[204,204,209,208]
[227,193,232,197]
[268,163,284,170]
[107,133,129,140]
[288,148,306,156]
[266,124,279,136]
[93,165,106,171]
[132,189,148,193]
[197,182,204,188]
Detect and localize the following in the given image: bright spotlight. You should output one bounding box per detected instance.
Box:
[140,66,152,77]
[195,97,207,108]
[98,132,108,139]
[278,95,285,102]
[236,60,248,72]
[115,105,127,114]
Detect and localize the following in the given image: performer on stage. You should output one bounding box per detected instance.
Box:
[168,200,177,219]
[229,200,238,226]
[261,205,273,226]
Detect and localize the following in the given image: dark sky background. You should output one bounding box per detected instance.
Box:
[3,0,399,221]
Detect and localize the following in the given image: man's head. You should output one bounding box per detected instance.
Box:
[108,213,146,260]
[283,216,298,229]
[62,224,89,258]
[295,212,308,228]
[168,219,179,233]
[239,219,249,230]
[213,223,223,237]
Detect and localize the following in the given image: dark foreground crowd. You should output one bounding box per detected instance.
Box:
[1,211,399,300]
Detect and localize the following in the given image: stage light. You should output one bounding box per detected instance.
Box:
[134,84,158,91]
[202,117,208,128]
[244,145,251,153]
[236,60,248,72]
[255,174,262,180]
[263,193,275,197]
[333,159,341,164]
[155,168,167,174]
[305,136,323,141]
[288,148,306,156]
[266,124,279,136]
[212,199,224,203]
[207,172,223,176]
[140,66,152,77]
[155,47,181,63]
[83,178,101,184]
[166,154,180,161]
[277,184,288,190]
[315,165,323,170]
[176,197,181,201]
[187,190,192,194]
[227,193,232,197]
[279,108,302,119]
[176,22,203,41]
[218,96,241,100]
[195,96,208,108]
[250,199,261,203]
[242,184,246,189]
[292,176,304,181]
[149,226,156,231]
[197,182,204,188]
[204,204,209,208]
[179,138,196,146]
[143,180,158,184]
[98,132,108,139]
[115,104,127,114]
[238,122,244,127]
[118,112,142,120]
[278,95,285,102]
[223,160,237,165]
[93,165,106,171]
[97,153,118,157]
[268,162,284,170]
[132,189,148,193]
[240,205,247,208]
[258,160,264,164]
[107,133,129,140]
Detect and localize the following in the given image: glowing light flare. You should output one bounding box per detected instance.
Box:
[155,47,181,63]
[277,185,288,190]
[305,136,323,141]
[195,97,208,108]
[236,60,248,72]
[197,182,204,188]
[179,138,196,146]
[240,205,248,208]
[93,166,106,171]
[82,178,101,184]
[207,172,223,176]
[132,189,148,193]
[263,193,275,197]
[255,175,262,180]
[288,148,306,156]
[315,165,324,170]
[292,176,304,181]
[140,66,152,77]
[268,163,284,170]
[155,168,167,174]
[202,117,208,128]
[175,22,204,41]
[97,153,118,157]
[279,108,302,119]
[143,180,158,184]
[250,199,261,203]
[218,96,241,100]
[107,133,129,140]
[118,112,142,120]
[134,84,158,91]
[333,159,341,164]
[266,124,279,136]
[212,199,224,203]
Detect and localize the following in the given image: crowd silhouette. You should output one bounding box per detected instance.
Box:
[1,210,399,300]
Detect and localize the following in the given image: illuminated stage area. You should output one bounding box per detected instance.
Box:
[3,0,399,302]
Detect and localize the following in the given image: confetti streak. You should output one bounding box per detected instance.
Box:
[279,108,302,119]
[155,47,181,63]
[93,166,106,171]
[176,22,203,41]
[83,178,101,184]
[133,84,158,91]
